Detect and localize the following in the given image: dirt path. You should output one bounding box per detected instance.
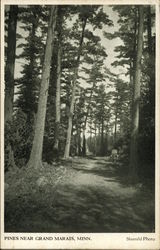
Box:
[51,157,155,232]
[68,157,136,196]
[5,157,155,232]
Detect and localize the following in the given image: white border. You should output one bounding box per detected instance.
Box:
[1,0,160,249]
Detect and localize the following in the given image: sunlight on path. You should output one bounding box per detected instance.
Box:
[67,158,137,198]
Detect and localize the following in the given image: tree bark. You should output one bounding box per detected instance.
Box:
[53,8,63,152]
[129,6,144,178]
[6,144,16,169]
[27,6,57,169]
[53,43,62,151]
[90,121,93,142]
[94,123,97,156]
[76,127,81,156]
[147,6,152,55]
[64,18,87,158]
[114,108,117,145]
[5,5,18,122]
[101,117,104,156]
[82,131,86,156]
[147,6,155,116]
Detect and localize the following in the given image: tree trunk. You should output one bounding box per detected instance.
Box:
[53,43,62,151]
[53,8,63,152]
[130,13,138,120]
[27,6,57,169]
[90,121,93,143]
[6,144,16,169]
[114,109,117,145]
[75,106,82,156]
[101,117,104,156]
[147,6,154,117]
[64,18,87,158]
[147,6,152,55]
[119,111,123,137]
[82,131,86,156]
[5,5,18,122]
[129,6,144,179]
[94,123,97,156]
[76,127,81,156]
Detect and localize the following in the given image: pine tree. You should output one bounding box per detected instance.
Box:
[5,5,18,169]
[16,6,46,119]
[27,6,58,169]
[129,6,144,179]
[5,5,18,122]
[53,7,63,153]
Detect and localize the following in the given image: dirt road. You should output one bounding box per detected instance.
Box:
[5,157,155,232]
[49,157,155,232]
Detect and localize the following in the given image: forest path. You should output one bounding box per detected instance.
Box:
[5,157,155,233]
[50,157,154,232]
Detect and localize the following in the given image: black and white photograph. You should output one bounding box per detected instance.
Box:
[1,0,160,249]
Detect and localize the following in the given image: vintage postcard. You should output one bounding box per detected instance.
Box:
[1,0,160,249]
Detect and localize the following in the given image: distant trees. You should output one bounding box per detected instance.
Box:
[85,77,112,157]
[63,5,112,158]
[64,10,87,158]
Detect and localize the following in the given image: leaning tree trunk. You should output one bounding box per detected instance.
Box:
[64,18,87,158]
[5,5,18,122]
[129,6,144,179]
[27,6,57,169]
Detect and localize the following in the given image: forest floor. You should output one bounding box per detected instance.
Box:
[5,156,155,232]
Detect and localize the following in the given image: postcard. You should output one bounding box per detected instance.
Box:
[1,0,160,249]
